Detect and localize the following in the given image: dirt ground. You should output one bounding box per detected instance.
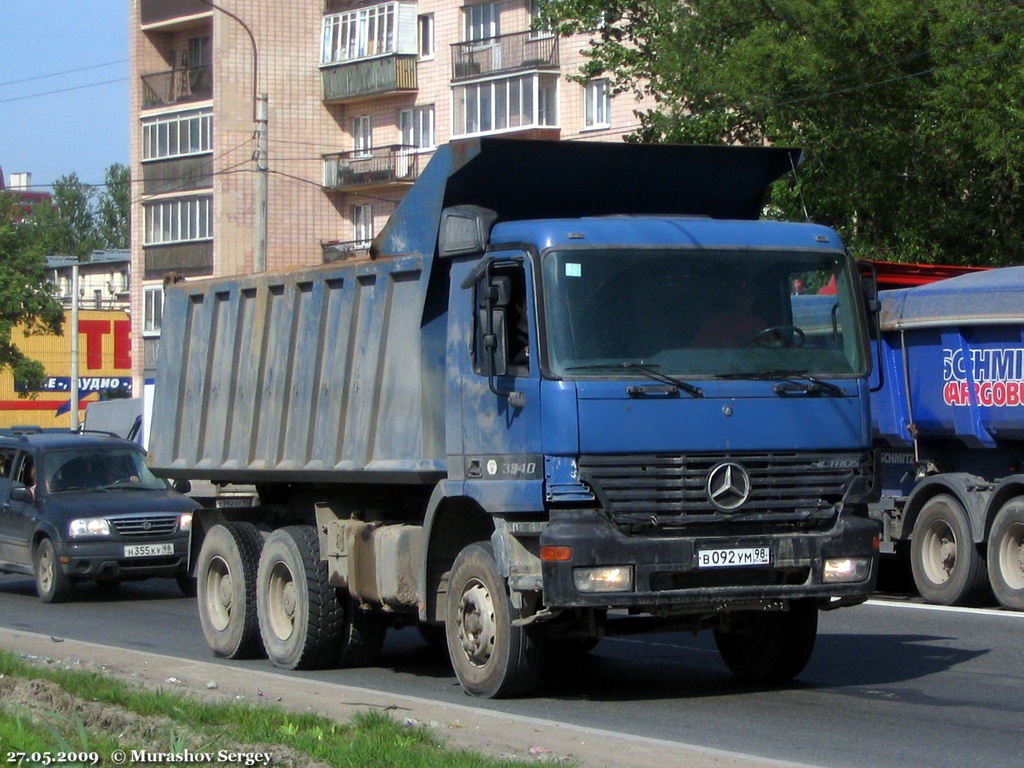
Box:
[0,628,808,768]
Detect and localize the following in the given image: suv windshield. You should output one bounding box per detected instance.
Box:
[41,448,167,493]
[541,248,867,378]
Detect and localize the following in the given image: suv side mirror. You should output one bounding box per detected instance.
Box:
[10,486,34,503]
[172,479,192,494]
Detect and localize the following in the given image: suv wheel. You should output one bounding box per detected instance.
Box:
[34,538,74,603]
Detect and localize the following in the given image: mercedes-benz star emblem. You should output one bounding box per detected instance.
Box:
[706,462,751,512]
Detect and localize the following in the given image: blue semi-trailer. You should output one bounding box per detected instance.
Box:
[871,266,1024,611]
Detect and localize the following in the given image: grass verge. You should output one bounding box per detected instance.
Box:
[0,648,566,767]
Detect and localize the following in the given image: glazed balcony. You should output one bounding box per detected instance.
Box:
[322,145,421,191]
[451,30,558,81]
[141,64,212,109]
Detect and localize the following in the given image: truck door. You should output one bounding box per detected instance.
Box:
[458,258,544,503]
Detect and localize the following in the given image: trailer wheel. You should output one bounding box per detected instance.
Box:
[987,498,1024,611]
[911,494,987,606]
[197,522,265,659]
[257,525,345,670]
[446,542,545,698]
[714,600,818,684]
[34,538,74,604]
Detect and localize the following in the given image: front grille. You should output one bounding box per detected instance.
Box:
[577,452,865,525]
[110,513,180,538]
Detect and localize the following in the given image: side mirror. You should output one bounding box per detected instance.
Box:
[10,486,34,503]
[172,479,192,494]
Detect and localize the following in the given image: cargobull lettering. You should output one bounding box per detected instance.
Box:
[942,347,1024,407]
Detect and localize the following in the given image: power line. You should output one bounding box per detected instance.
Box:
[0,59,127,89]
[0,77,127,104]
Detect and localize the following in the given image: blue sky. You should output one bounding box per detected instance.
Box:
[0,1,129,191]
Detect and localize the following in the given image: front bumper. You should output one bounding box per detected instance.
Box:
[539,508,879,612]
[57,538,189,581]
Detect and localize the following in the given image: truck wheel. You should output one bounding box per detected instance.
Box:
[337,594,388,667]
[987,498,1024,611]
[445,542,545,698]
[34,538,74,603]
[714,600,818,684]
[911,494,987,606]
[257,526,345,670]
[197,522,265,659]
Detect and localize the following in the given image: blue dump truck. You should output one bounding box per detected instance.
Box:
[872,266,1024,611]
[149,138,880,698]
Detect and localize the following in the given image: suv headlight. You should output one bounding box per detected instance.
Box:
[69,517,111,537]
[179,512,193,532]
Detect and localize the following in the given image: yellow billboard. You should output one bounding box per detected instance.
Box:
[0,310,132,430]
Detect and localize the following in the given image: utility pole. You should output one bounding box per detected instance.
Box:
[255,93,268,273]
[198,0,266,272]
[69,261,80,430]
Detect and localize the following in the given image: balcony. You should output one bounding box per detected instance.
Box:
[322,240,372,263]
[322,145,421,192]
[451,31,558,81]
[141,0,211,27]
[322,55,417,104]
[141,64,212,109]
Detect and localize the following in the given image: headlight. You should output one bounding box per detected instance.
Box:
[823,556,872,583]
[179,512,193,532]
[69,518,111,537]
[573,566,634,593]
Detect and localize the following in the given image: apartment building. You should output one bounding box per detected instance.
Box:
[130,0,652,389]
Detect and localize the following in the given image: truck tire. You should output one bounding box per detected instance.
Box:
[337,595,388,667]
[34,538,74,603]
[987,498,1024,611]
[197,522,265,659]
[445,542,545,698]
[911,494,987,606]
[714,600,818,684]
[257,525,345,670]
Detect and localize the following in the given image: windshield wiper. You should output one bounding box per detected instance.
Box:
[715,369,846,397]
[566,362,703,398]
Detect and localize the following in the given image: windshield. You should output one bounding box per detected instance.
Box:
[542,248,866,378]
[42,448,168,493]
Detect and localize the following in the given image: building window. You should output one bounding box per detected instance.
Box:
[142,108,212,161]
[353,116,372,157]
[584,79,611,129]
[453,74,558,137]
[400,105,435,150]
[144,285,163,335]
[143,195,212,246]
[528,0,553,39]
[353,205,373,248]
[321,2,422,64]
[418,13,434,59]
[465,2,500,42]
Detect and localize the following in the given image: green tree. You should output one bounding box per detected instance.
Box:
[96,163,131,249]
[30,172,100,259]
[0,194,65,393]
[539,0,1024,265]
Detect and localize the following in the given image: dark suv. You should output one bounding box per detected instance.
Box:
[0,431,199,602]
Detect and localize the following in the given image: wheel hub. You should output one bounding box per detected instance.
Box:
[457,581,496,667]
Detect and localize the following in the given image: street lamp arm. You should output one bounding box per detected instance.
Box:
[197,0,259,121]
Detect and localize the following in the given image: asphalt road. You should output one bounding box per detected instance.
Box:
[1,573,1022,768]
